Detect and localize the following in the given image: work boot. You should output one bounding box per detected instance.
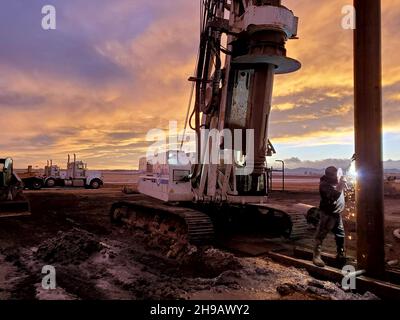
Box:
[313,241,326,268]
[336,247,345,260]
[336,237,346,262]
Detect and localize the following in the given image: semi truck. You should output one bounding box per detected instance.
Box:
[20,155,103,190]
[43,154,104,189]
[19,166,45,190]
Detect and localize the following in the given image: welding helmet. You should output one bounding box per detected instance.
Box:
[325,166,342,184]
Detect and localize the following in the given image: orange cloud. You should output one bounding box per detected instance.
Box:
[0,0,399,168]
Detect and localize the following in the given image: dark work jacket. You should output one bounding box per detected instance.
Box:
[319,175,345,215]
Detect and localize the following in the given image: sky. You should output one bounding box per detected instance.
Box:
[0,0,399,169]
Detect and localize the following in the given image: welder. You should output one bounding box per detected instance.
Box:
[313,166,348,267]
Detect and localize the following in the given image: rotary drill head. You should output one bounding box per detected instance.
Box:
[226,1,301,175]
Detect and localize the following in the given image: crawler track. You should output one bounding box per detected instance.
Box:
[110,200,214,244]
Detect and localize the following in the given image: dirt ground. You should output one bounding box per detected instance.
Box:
[1,181,398,300]
[264,190,400,263]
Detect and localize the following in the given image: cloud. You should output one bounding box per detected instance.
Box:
[0,0,399,168]
[0,90,47,108]
[0,1,131,87]
[284,158,400,170]
[284,157,352,170]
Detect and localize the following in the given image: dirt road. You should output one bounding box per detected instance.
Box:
[0,187,394,300]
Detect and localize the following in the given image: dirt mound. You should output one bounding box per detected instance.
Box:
[277,279,379,300]
[36,228,102,265]
[179,247,242,278]
[130,227,242,278]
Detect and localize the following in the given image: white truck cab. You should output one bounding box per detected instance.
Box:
[44,155,103,189]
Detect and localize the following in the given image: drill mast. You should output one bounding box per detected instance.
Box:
[189,0,300,203]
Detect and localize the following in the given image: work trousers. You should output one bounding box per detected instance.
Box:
[315,211,345,246]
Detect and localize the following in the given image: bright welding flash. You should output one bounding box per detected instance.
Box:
[348,161,357,178]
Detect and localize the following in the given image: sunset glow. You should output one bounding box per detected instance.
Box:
[1,0,399,169]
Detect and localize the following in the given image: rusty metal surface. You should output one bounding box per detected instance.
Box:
[354,0,385,278]
[228,70,253,128]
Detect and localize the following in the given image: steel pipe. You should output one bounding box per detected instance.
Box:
[354,0,385,278]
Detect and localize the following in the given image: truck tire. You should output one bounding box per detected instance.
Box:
[46,178,56,188]
[32,179,43,190]
[90,179,102,189]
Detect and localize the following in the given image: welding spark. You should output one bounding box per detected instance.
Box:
[348,161,357,179]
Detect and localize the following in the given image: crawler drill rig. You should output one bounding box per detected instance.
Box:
[111,0,307,243]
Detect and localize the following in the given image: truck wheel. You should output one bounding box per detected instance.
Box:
[90,179,101,189]
[46,178,56,188]
[32,179,43,190]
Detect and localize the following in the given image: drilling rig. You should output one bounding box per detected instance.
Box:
[111,0,306,243]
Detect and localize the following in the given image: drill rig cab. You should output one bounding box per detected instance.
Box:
[0,158,31,218]
[111,0,308,243]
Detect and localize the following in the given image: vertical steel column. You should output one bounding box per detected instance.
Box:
[354,0,385,277]
[250,63,275,174]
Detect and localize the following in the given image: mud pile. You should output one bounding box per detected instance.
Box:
[36,228,102,265]
[179,247,242,278]
[132,226,242,278]
[277,280,378,300]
